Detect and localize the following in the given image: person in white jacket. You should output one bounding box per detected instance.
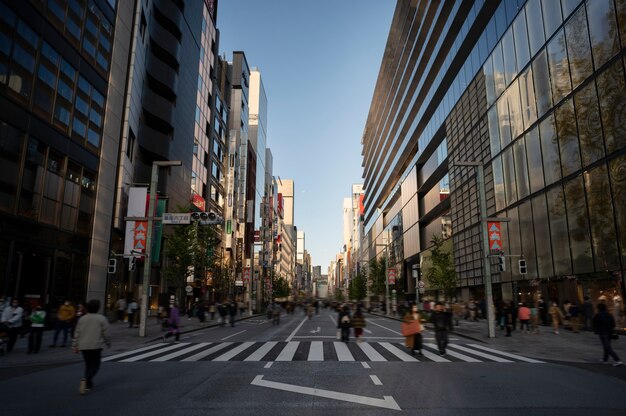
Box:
[72,299,110,395]
[1,298,23,352]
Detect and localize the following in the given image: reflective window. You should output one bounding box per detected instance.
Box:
[77,170,95,234]
[502,147,517,205]
[526,0,545,57]
[525,126,545,193]
[513,10,530,71]
[609,153,626,266]
[616,0,626,49]
[492,42,506,98]
[547,185,572,275]
[547,29,571,104]
[19,137,46,219]
[541,0,563,39]
[564,177,593,273]
[532,49,553,117]
[587,1,619,71]
[584,164,621,270]
[492,155,506,211]
[532,193,554,277]
[502,28,518,86]
[519,65,537,130]
[484,56,496,106]
[507,79,524,139]
[539,113,561,185]
[40,150,64,226]
[597,58,626,154]
[554,98,581,177]
[565,6,592,89]
[60,162,81,231]
[17,20,38,48]
[574,81,604,167]
[518,200,537,274]
[561,0,581,18]
[0,123,23,212]
[488,106,501,157]
[514,137,530,200]
[38,66,57,88]
[497,96,511,149]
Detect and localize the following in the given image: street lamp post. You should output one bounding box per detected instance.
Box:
[139,160,182,337]
[454,161,496,338]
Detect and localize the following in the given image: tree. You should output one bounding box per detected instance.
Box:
[348,272,367,301]
[368,256,387,298]
[273,275,290,299]
[424,235,457,298]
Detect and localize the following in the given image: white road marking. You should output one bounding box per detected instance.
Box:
[151,342,211,362]
[378,342,419,362]
[447,344,513,362]
[364,329,373,334]
[420,348,451,362]
[286,317,308,342]
[366,319,403,335]
[423,343,481,362]
[264,362,273,369]
[310,326,321,333]
[362,362,371,369]
[181,342,232,361]
[293,335,337,339]
[120,343,190,362]
[361,336,405,340]
[333,342,355,361]
[308,341,324,361]
[466,344,545,363]
[329,314,337,326]
[244,341,277,361]
[213,342,255,361]
[103,343,165,362]
[251,375,401,411]
[276,341,300,361]
[221,330,247,341]
[370,375,383,386]
[358,342,387,361]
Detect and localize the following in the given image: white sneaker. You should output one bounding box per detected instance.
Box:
[614,361,623,367]
[79,379,87,395]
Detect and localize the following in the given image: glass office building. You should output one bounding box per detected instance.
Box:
[362,0,626,313]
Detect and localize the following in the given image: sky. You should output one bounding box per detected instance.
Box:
[216,0,395,270]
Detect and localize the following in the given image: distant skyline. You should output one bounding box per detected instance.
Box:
[216,0,395,269]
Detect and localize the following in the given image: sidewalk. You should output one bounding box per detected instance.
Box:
[0,312,263,368]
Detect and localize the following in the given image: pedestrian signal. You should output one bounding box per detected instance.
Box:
[107,258,117,274]
[190,211,223,224]
[498,254,506,272]
[129,256,137,271]
[519,259,527,275]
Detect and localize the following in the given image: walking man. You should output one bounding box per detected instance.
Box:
[115,298,126,323]
[50,300,75,347]
[126,299,138,328]
[163,303,181,342]
[430,302,452,355]
[593,302,622,367]
[27,304,46,353]
[1,298,23,352]
[72,299,111,395]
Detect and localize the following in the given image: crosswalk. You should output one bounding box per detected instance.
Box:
[103,341,544,364]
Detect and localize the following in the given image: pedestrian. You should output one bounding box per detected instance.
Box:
[1,298,24,352]
[569,301,580,333]
[307,303,313,320]
[338,305,352,342]
[538,296,548,326]
[196,303,206,323]
[549,301,564,334]
[72,302,86,338]
[20,301,32,338]
[583,296,594,330]
[218,302,228,327]
[238,300,245,315]
[402,304,422,356]
[593,302,622,367]
[115,297,126,323]
[126,299,138,328]
[517,302,531,334]
[229,300,237,327]
[351,307,366,343]
[50,300,76,347]
[209,303,216,320]
[272,302,281,325]
[430,302,452,355]
[163,303,181,342]
[72,299,111,395]
[530,302,539,334]
[504,301,514,337]
[27,304,46,354]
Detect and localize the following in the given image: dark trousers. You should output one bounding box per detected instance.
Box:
[127,312,135,327]
[7,327,20,352]
[435,330,448,353]
[412,333,423,353]
[117,310,124,322]
[599,333,620,362]
[230,315,236,327]
[53,321,71,345]
[28,327,44,352]
[81,349,102,388]
[341,327,350,342]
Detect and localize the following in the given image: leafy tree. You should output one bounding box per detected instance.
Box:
[368,256,387,297]
[335,290,344,302]
[349,272,367,301]
[273,275,290,299]
[424,235,457,298]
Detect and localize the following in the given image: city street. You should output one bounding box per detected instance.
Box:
[1,308,625,415]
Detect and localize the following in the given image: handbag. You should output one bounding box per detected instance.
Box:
[401,320,421,336]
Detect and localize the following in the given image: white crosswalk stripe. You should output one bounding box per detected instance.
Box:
[104,341,544,364]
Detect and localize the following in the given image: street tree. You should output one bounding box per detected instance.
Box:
[349,272,367,301]
[424,234,457,299]
[368,256,387,298]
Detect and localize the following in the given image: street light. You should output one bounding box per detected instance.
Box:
[453,161,496,338]
[139,160,182,337]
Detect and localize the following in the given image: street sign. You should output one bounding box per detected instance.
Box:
[387,268,396,285]
[487,222,502,251]
[185,285,193,293]
[418,280,425,288]
[162,212,191,224]
[235,280,244,287]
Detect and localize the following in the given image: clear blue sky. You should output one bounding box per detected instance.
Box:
[217,0,395,271]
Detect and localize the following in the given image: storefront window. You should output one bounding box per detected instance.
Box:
[538,113,561,185]
[554,99,581,177]
[519,200,536,275]
[547,185,572,276]
[608,153,626,267]
[532,193,554,277]
[564,177,593,274]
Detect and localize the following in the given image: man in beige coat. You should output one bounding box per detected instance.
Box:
[72,299,110,395]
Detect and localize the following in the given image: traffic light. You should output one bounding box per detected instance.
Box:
[498,254,506,272]
[107,258,117,274]
[190,211,223,224]
[519,259,527,275]
[129,256,137,271]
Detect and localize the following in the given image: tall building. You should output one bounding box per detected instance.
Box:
[0,0,133,308]
[276,178,295,288]
[362,0,626,311]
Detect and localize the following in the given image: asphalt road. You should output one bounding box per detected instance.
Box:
[1,308,625,415]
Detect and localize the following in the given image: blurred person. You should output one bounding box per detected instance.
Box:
[517,302,531,334]
[27,304,46,353]
[229,300,237,327]
[115,297,126,323]
[50,300,76,347]
[351,307,366,343]
[126,299,138,328]
[593,302,622,367]
[72,302,86,338]
[430,302,452,355]
[338,305,352,342]
[549,301,564,335]
[163,303,181,342]
[583,296,594,330]
[402,304,422,356]
[72,299,111,395]
[1,298,23,352]
[504,301,514,337]
[569,301,580,333]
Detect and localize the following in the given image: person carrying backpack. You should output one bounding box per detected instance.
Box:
[338,305,352,342]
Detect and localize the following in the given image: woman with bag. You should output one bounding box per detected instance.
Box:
[351,307,366,343]
[401,304,422,356]
[549,301,564,334]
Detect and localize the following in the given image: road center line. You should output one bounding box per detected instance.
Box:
[370,375,383,386]
[264,362,273,369]
[329,314,337,326]
[361,362,371,369]
[366,319,403,335]
[220,329,247,341]
[285,316,308,342]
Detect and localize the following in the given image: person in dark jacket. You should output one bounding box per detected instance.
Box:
[582,296,594,330]
[229,300,237,327]
[593,302,622,366]
[337,305,352,342]
[430,302,452,355]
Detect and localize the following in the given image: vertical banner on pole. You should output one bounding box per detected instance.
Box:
[387,268,396,285]
[487,222,503,252]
